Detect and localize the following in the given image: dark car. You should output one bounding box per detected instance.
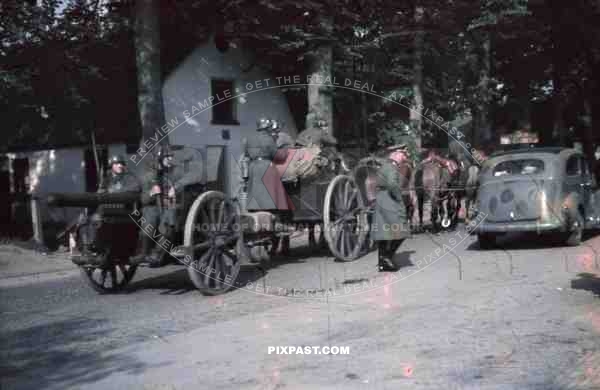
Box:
[473,147,600,248]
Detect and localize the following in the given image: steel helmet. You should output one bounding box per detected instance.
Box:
[109,155,127,165]
[256,117,273,131]
[270,119,281,131]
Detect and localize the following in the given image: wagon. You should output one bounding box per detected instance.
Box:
[473,147,600,248]
[182,140,372,295]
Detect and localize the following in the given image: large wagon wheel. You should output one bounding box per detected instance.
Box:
[184,191,242,295]
[80,262,137,294]
[323,174,368,261]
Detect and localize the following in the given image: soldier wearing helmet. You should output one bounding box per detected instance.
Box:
[130,145,178,267]
[98,154,141,193]
[75,154,141,266]
[243,117,290,211]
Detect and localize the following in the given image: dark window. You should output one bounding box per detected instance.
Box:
[12,158,29,193]
[566,156,580,176]
[211,79,238,125]
[214,32,230,53]
[492,159,545,177]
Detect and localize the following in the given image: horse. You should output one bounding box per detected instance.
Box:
[446,156,469,229]
[414,151,453,232]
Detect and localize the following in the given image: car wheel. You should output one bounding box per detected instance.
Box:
[478,233,496,249]
[564,210,584,247]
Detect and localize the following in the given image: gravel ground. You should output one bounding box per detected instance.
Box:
[2,228,600,389]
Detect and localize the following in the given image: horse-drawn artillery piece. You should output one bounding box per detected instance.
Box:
[44,122,376,295]
[42,132,484,296]
[44,144,243,295]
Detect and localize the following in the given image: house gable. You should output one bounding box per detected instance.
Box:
[161,35,298,191]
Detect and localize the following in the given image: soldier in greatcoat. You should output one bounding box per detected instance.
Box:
[245,118,291,210]
[372,150,411,271]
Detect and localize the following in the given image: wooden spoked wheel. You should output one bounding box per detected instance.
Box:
[323,175,369,261]
[184,191,242,295]
[80,262,137,294]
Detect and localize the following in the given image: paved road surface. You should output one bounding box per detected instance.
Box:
[3,229,600,389]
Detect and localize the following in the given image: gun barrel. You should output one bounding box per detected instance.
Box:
[46,192,140,207]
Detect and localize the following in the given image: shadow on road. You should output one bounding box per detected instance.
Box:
[466,231,600,251]
[0,317,163,390]
[571,272,600,297]
[126,266,267,295]
[391,250,416,270]
[126,268,196,295]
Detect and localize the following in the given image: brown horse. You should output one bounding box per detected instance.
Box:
[414,152,453,231]
[463,148,488,222]
[464,164,480,222]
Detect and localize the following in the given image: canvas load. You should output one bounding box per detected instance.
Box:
[278,146,329,183]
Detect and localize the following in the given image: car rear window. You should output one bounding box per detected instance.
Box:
[492,159,545,177]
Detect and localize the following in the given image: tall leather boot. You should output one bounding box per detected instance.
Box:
[148,225,176,268]
[378,241,397,272]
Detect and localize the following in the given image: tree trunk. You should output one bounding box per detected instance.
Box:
[476,34,492,147]
[550,0,566,146]
[410,4,424,151]
[134,0,166,146]
[306,44,333,134]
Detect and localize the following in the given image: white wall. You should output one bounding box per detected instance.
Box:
[162,36,298,195]
[7,144,132,224]
[23,148,85,224]
[27,148,85,195]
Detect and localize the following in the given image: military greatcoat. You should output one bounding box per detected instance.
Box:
[372,160,410,241]
[246,130,291,210]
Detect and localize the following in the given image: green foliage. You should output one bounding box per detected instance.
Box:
[3,0,599,153]
[0,0,136,151]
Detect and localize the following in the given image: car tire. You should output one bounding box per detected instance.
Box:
[478,233,496,249]
[564,210,584,247]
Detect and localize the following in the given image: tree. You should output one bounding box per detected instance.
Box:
[410,3,425,151]
[0,0,137,151]
[134,0,166,145]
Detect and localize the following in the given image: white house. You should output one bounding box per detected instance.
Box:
[2,35,298,237]
[161,34,298,194]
